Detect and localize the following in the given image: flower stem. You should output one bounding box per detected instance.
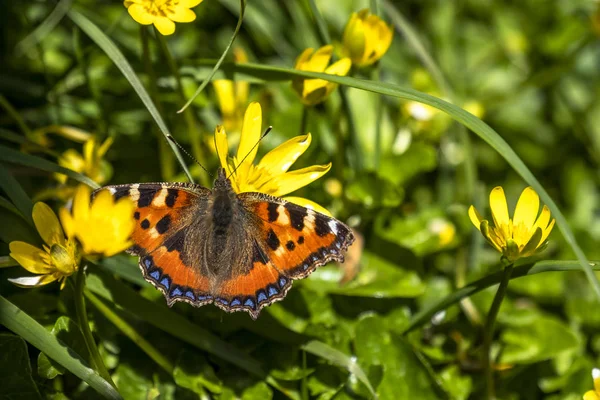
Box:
[300,105,309,136]
[155,31,210,187]
[74,266,116,388]
[483,262,513,400]
[84,289,174,374]
[140,27,175,181]
[372,65,383,169]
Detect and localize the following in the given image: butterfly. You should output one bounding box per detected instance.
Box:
[96,168,354,319]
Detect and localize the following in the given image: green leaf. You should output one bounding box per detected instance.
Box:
[438,365,472,400]
[217,61,599,301]
[301,340,377,399]
[67,9,193,183]
[346,174,403,209]
[374,208,455,256]
[0,296,121,399]
[499,309,581,364]
[377,142,438,186]
[0,145,99,189]
[38,316,89,380]
[354,315,441,399]
[178,0,246,112]
[0,334,42,400]
[174,351,222,394]
[305,251,425,298]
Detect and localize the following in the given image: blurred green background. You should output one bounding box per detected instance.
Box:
[1,0,600,399]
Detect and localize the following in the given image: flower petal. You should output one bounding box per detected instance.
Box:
[8,274,59,288]
[270,163,331,197]
[304,45,333,72]
[9,241,53,274]
[167,7,196,22]
[540,218,555,243]
[489,187,509,230]
[154,16,176,35]
[282,196,332,217]
[513,187,539,230]
[127,4,155,25]
[533,205,551,232]
[33,202,65,247]
[584,391,600,400]
[215,125,232,174]
[235,102,262,178]
[520,227,543,257]
[181,0,204,7]
[72,185,91,227]
[257,133,311,175]
[325,58,352,76]
[480,221,503,252]
[468,205,484,231]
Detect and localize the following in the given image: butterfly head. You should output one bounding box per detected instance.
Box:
[214,168,233,191]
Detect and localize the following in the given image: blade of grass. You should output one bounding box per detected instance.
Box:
[16,0,72,56]
[67,9,193,183]
[0,296,122,400]
[402,260,599,334]
[178,0,246,113]
[0,163,34,225]
[211,61,600,302]
[302,340,377,399]
[0,95,32,137]
[0,144,99,189]
[84,289,174,374]
[306,0,331,44]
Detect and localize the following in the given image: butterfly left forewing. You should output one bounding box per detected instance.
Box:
[240,192,355,279]
[95,183,214,306]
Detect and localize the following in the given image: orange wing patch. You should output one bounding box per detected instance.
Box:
[213,243,291,319]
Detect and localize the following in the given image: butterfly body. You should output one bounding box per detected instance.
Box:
[98,169,354,319]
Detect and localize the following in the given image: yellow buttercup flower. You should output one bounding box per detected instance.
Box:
[292,45,352,106]
[468,187,555,262]
[57,137,113,186]
[60,185,136,257]
[9,203,80,289]
[215,102,331,215]
[124,0,204,36]
[341,9,393,67]
[213,48,249,134]
[584,368,600,400]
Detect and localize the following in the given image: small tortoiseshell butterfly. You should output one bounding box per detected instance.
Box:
[96,169,354,319]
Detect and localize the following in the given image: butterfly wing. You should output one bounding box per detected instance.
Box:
[211,192,354,319]
[96,183,214,306]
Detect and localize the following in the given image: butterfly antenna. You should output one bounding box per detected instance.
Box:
[227,126,272,180]
[167,135,212,177]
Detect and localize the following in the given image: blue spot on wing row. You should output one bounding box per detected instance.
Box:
[140,255,212,305]
[216,274,290,312]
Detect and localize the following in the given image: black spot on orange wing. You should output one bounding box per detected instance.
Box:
[314,215,331,237]
[298,236,304,244]
[155,215,171,234]
[266,229,280,250]
[138,188,159,207]
[286,241,295,251]
[134,211,140,220]
[141,219,150,229]
[285,202,306,231]
[165,188,178,207]
[267,202,279,222]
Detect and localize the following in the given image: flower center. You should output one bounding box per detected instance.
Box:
[50,243,77,275]
[144,0,177,17]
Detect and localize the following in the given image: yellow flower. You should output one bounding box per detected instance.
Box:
[468,187,555,262]
[60,185,136,257]
[584,368,600,400]
[292,45,352,106]
[9,203,80,289]
[213,48,249,134]
[124,0,204,36]
[215,102,332,215]
[57,137,113,186]
[341,9,393,67]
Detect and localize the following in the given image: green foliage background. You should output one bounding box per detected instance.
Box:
[1,0,600,399]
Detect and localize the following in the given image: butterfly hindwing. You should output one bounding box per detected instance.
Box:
[212,241,292,319]
[96,183,213,305]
